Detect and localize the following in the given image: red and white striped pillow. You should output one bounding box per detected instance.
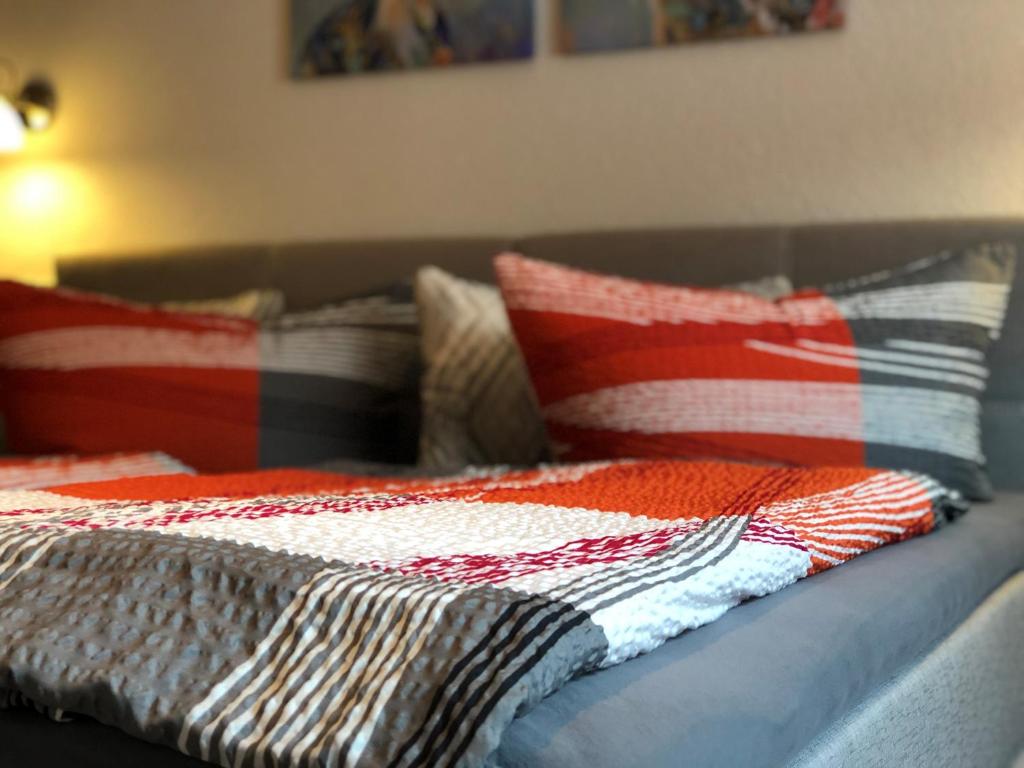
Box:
[494,245,1016,499]
[0,280,421,472]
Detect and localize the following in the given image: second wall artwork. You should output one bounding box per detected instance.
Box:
[291,0,534,77]
[559,0,847,54]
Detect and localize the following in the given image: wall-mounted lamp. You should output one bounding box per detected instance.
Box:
[0,59,57,153]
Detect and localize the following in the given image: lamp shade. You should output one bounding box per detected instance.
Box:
[0,95,25,153]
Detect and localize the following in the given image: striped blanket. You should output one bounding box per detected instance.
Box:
[0,459,964,767]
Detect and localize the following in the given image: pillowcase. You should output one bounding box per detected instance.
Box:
[0,288,286,456]
[414,266,795,471]
[160,289,286,321]
[416,266,549,470]
[0,281,420,472]
[0,452,193,490]
[719,274,794,301]
[262,284,421,467]
[495,244,1017,499]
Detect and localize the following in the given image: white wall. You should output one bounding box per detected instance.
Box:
[1,0,1022,284]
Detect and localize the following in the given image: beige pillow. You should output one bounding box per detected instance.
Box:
[416,267,549,470]
[160,289,285,322]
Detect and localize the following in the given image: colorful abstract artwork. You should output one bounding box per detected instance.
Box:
[559,0,846,54]
[291,0,534,77]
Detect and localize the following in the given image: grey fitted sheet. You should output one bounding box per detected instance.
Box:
[494,493,1024,768]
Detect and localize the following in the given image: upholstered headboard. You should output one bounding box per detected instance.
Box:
[57,219,1024,490]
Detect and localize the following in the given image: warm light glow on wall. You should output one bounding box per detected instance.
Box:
[10,169,61,215]
[0,162,102,285]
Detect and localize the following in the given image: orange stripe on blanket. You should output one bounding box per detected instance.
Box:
[47,469,369,501]
[473,461,882,519]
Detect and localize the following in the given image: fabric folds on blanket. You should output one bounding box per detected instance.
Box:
[0,460,964,768]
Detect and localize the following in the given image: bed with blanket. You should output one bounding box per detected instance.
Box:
[1,220,1022,767]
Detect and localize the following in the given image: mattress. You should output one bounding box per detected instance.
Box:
[3,494,1022,768]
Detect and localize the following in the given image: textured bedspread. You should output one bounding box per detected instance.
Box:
[0,460,963,768]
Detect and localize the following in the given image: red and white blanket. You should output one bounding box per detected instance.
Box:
[0,459,963,767]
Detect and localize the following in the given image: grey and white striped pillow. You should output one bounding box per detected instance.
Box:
[415,267,548,471]
[259,284,422,467]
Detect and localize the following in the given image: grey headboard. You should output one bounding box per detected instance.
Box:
[57,219,1024,491]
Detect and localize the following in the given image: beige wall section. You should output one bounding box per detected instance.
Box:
[0,0,1022,285]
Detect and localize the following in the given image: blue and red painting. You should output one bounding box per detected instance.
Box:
[292,0,534,77]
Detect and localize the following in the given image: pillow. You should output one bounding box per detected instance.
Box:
[160,289,286,321]
[262,285,421,467]
[0,289,283,456]
[721,274,794,301]
[414,266,795,471]
[0,452,193,490]
[0,281,420,472]
[416,266,549,470]
[495,244,1017,499]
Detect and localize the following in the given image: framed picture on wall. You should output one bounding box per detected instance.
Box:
[559,0,847,55]
[291,0,534,78]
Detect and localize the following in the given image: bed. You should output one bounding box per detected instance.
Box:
[2,219,1022,767]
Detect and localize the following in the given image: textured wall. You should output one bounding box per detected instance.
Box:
[0,0,1022,284]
